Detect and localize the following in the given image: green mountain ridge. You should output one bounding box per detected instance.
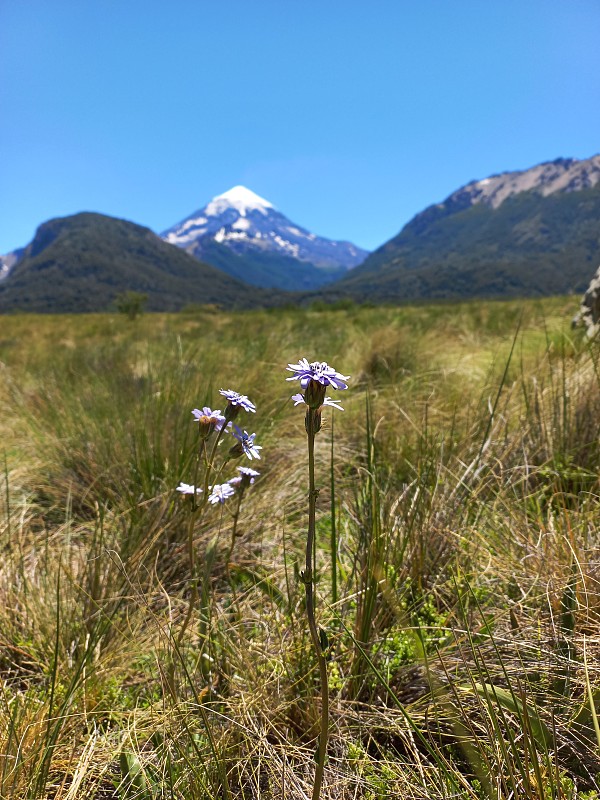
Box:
[0,213,282,313]
[328,179,600,302]
[3,155,599,313]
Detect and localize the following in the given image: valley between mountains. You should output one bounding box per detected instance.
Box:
[1,154,598,312]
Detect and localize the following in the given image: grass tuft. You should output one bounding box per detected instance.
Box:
[1,298,600,798]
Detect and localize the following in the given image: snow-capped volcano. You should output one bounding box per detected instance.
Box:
[161,186,368,291]
[163,186,277,250]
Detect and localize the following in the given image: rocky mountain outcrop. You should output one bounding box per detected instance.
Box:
[444,156,600,212]
[328,155,600,303]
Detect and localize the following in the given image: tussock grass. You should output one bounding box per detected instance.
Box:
[1,297,600,798]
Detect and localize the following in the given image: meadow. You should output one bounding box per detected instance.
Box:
[1,296,600,799]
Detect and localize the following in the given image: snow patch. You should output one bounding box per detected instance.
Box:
[205,185,274,218]
[0,251,19,281]
[179,216,207,231]
[273,234,300,257]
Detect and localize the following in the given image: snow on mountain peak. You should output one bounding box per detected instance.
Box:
[161,185,369,277]
[205,185,274,218]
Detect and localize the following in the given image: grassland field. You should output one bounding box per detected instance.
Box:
[1,296,600,799]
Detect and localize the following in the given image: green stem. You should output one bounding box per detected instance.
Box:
[226,488,244,570]
[177,420,233,651]
[203,425,227,498]
[175,511,199,650]
[305,409,329,800]
[330,416,337,608]
[175,437,206,651]
[192,439,206,511]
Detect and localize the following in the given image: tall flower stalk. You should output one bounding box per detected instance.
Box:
[287,358,349,800]
[225,466,260,567]
[174,392,260,650]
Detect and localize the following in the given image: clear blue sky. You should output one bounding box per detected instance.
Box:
[1,0,599,255]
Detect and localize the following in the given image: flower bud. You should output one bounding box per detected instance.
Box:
[304,379,327,409]
[228,441,244,458]
[197,415,218,439]
[239,472,253,489]
[223,402,241,422]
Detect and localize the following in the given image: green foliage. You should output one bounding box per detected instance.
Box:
[1,300,600,798]
[335,182,600,302]
[0,212,278,313]
[198,238,347,291]
[115,290,148,320]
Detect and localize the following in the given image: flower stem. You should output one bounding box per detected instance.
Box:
[305,409,329,800]
[226,488,244,571]
[176,432,219,652]
[203,426,227,497]
[175,510,198,650]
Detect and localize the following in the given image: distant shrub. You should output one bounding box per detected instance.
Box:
[115,291,148,320]
[309,297,359,312]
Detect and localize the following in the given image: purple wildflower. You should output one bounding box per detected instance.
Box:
[208,482,236,505]
[231,426,262,460]
[237,466,260,479]
[176,482,203,496]
[229,466,260,491]
[192,406,228,433]
[219,389,256,413]
[286,359,349,391]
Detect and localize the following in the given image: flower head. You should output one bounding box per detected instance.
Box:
[287,359,349,409]
[229,465,260,488]
[176,482,203,496]
[192,406,228,436]
[208,482,236,505]
[219,389,256,421]
[229,426,262,460]
[286,359,349,391]
[238,466,260,479]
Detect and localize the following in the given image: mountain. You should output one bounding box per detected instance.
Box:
[161,185,368,291]
[0,212,278,313]
[329,155,600,302]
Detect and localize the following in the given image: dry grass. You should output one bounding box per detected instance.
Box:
[1,297,599,798]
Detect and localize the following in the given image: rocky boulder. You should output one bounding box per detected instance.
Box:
[572,265,600,337]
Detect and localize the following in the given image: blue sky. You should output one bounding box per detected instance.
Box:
[1,0,599,254]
